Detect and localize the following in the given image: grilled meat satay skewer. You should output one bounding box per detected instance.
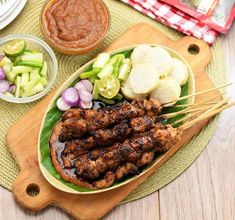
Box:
[74,124,180,180]
[62,99,162,121]
[59,99,162,141]
[63,116,155,157]
[93,152,155,189]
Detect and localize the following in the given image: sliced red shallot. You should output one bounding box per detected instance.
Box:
[0,68,5,80]
[0,80,10,93]
[62,87,80,106]
[74,81,86,92]
[79,100,93,109]
[81,80,93,92]
[57,97,71,111]
[79,89,93,102]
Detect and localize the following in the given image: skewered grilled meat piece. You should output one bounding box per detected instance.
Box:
[74,124,180,180]
[59,99,162,141]
[93,152,155,189]
[62,99,162,121]
[49,122,94,189]
[63,116,155,157]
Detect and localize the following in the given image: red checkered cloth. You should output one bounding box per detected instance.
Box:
[120,0,219,45]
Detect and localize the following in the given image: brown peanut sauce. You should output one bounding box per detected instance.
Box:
[42,0,109,49]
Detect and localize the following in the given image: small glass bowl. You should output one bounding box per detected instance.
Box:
[0,34,58,103]
[40,0,110,55]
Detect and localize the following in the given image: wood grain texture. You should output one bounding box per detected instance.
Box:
[1,22,234,220]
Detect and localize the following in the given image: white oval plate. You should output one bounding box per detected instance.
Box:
[0,0,27,30]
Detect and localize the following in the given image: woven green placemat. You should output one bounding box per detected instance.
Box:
[0,0,226,203]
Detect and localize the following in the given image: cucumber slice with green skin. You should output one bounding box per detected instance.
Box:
[40,77,48,87]
[4,39,26,57]
[15,76,21,98]
[23,76,41,97]
[118,58,131,81]
[16,52,44,68]
[16,60,43,68]
[21,52,43,63]
[40,61,48,76]
[6,66,33,82]
[11,66,33,75]
[0,57,11,67]
[93,53,110,69]
[97,64,114,79]
[20,88,24,97]
[2,63,13,75]
[30,68,40,81]
[20,72,29,88]
[32,82,44,94]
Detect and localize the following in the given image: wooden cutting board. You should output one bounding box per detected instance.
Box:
[6,23,219,219]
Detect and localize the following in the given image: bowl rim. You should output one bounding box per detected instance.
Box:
[40,0,111,53]
[38,44,195,194]
[0,34,58,103]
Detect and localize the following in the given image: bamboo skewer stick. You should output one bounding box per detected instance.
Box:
[172,111,201,126]
[180,101,235,130]
[172,98,229,126]
[165,90,225,110]
[174,101,217,108]
[196,98,229,119]
[164,105,213,119]
[162,82,232,106]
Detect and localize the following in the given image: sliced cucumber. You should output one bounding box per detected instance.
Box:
[40,77,48,87]
[93,53,110,69]
[20,72,29,88]
[16,52,44,68]
[4,39,26,57]
[118,58,131,81]
[2,63,13,75]
[15,76,21,98]
[0,57,11,67]
[30,68,40,81]
[97,64,113,79]
[23,76,41,97]
[16,61,43,68]
[7,66,33,82]
[40,61,48,76]
[32,82,44,94]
